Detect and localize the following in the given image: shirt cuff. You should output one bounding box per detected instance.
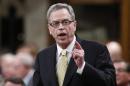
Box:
[76,61,85,74]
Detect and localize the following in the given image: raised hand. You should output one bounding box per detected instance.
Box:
[72,41,85,68]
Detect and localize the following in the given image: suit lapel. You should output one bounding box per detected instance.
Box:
[63,58,77,86]
[47,44,59,86]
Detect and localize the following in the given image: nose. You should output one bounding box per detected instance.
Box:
[58,23,64,30]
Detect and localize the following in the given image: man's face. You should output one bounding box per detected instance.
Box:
[48,8,76,47]
[114,62,130,86]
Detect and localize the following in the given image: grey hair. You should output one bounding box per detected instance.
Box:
[47,3,75,21]
[16,53,34,67]
[1,53,15,62]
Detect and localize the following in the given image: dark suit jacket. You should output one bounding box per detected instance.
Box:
[33,38,116,86]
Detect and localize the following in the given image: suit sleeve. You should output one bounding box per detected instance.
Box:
[81,45,116,86]
[33,54,43,86]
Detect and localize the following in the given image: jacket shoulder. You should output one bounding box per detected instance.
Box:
[81,40,106,49]
[37,44,56,57]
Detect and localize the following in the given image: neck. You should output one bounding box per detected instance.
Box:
[60,42,70,49]
[59,36,74,49]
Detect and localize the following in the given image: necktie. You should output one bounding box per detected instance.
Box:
[57,50,68,86]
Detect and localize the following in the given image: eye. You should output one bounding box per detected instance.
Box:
[62,20,70,25]
[51,21,60,27]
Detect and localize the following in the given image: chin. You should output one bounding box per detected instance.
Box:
[58,40,69,45]
[58,41,67,44]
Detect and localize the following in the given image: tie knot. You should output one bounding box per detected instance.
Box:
[61,50,67,56]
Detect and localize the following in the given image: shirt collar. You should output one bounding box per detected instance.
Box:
[57,36,76,57]
[23,69,34,86]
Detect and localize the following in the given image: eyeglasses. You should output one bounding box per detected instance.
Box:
[49,19,74,28]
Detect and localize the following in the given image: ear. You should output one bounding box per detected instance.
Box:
[48,29,52,35]
[74,20,77,27]
[128,74,130,81]
[50,32,52,35]
[73,20,77,32]
[48,24,52,35]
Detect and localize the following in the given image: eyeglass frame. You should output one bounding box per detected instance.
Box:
[48,19,75,28]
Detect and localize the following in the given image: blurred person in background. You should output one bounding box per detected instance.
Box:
[1,53,16,79]
[4,77,25,86]
[16,43,38,60]
[0,48,12,75]
[13,53,34,86]
[114,61,130,86]
[0,53,16,86]
[106,41,123,62]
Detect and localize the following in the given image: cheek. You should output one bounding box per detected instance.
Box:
[51,30,57,37]
[68,26,76,34]
[119,73,128,79]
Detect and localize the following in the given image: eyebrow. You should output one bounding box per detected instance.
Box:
[50,18,72,22]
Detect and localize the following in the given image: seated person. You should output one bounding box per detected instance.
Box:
[106,41,123,62]
[114,61,130,86]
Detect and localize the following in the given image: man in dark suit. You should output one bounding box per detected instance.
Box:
[33,3,116,86]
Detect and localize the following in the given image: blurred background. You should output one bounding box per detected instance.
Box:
[0,0,129,61]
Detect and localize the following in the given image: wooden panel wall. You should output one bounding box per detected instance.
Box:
[121,0,130,62]
[70,0,116,4]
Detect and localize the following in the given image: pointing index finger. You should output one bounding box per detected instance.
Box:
[75,41,82,49]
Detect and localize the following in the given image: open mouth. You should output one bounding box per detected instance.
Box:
[57,33,67,39]
[58,33,67,36]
